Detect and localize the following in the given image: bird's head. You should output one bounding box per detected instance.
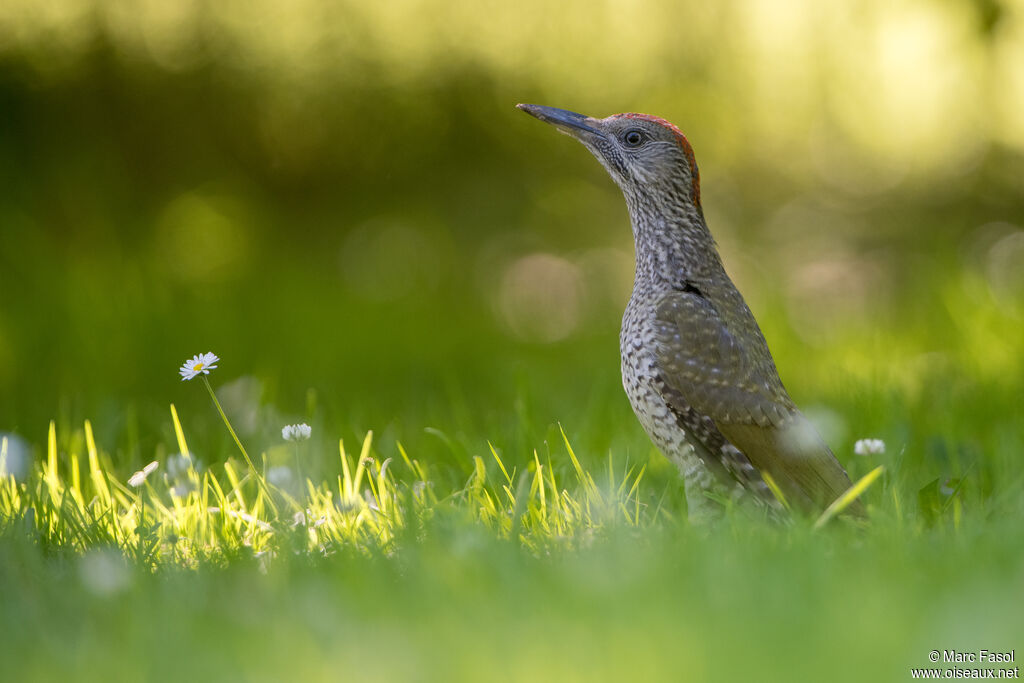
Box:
[517,104,701,212]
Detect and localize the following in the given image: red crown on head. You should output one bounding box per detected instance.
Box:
[613,113,701,207]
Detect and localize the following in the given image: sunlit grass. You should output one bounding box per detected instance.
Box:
[0,390,971,571]
[0,339,1006,568]
[1,385,1021,682]
[0,404,657,568]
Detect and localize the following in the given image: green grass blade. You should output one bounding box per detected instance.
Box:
[814,465,884,530]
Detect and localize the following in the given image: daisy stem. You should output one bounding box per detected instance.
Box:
[201,375,276,513]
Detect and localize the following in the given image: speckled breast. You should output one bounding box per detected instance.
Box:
[619,292,723,500]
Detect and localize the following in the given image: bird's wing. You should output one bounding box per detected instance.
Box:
[652,287,859,513]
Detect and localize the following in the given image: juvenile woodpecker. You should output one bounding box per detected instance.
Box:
[518,104,863,520]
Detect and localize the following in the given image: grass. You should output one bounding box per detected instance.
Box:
[0,237,1021,682]
[1,412,652,565]
[2,349,1022,682]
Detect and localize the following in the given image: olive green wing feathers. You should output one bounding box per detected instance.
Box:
[652,285,862,514]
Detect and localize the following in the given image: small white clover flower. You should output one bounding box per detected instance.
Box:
[79,550,131,597]
[179,352,219,381]
[170,481,197,497]
[128,461,159,488]
[166,453,198,479]
[282,423,312,441]
[296,508,327,528]
[166,454,199,497]
[854,438,886,456]
[267,465,294,488]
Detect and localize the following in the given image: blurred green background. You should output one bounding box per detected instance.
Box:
[3,3,1024,682]
[1,0,1022,474]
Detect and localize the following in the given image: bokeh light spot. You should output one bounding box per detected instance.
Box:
[497,253,584,343]
[339,220,443,301]
[154,192,250,284]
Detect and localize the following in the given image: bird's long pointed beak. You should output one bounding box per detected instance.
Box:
[517,104,602,136]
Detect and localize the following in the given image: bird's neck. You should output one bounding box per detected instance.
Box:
[624,187,720,286]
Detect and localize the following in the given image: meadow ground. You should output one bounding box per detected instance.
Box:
[1,251,1022,682]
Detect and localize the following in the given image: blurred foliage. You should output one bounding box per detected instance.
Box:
[0,0,1022,475]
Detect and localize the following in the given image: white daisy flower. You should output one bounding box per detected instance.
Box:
[179,352,219,381]
[282,423,312,441]
[854,438,886,456]
[128,461,159,488]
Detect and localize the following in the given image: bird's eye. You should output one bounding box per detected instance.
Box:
[623,130,644,147]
